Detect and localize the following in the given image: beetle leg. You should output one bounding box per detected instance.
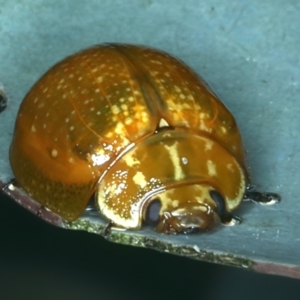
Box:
[220,214,242,226]
[1,178,20,192]
[209,190,242,226]
[103,221,114,237]
[36,205,46,218]
[244,188,281,205]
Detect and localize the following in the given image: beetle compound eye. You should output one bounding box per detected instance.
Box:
[144,199,162,226]
[209,190,241,226]
[209,190,227,217]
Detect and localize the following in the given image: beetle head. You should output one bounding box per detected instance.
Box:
[144,184,221,234]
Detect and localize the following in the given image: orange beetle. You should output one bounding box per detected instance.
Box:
[9,44,279,234]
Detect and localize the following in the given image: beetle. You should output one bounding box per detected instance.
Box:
[8,44,280,234]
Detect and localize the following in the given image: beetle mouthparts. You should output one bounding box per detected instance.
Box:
[155,207,219,234]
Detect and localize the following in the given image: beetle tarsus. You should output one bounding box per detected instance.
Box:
[244,190,281,205]
[1,178,19,192]
[220,214,242,226]
[103,221,113,237]
[36,205,45,218]
[209,190,242,226]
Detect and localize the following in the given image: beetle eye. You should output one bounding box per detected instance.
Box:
[210,190,242,225]
[209,190,226,217]
[144,199,162,226]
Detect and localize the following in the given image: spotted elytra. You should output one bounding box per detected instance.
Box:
[9,44,280,234]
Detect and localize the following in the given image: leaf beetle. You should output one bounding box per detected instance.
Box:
[8,44,280,234]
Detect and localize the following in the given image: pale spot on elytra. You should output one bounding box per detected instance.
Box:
[121,104,128,111]
[111,105,120,114]
[164,142,184,180]
[123,151,140,168]
[221,126,227,134]
[227,163,235,172]
[205,140,213,151]
[182,103,191,109]
[114,122,125,135]
[207,160,217,176]
[125,117,133,125]
[51,149,58,158]
[174,85,181,93]
[172,200,179,208]
[133,171,147,188]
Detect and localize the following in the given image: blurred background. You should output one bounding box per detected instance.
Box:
[1,0,300,299]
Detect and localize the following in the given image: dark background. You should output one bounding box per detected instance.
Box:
[1,192,299,300]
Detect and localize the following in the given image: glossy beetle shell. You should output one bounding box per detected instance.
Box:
[10,44,249,234]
